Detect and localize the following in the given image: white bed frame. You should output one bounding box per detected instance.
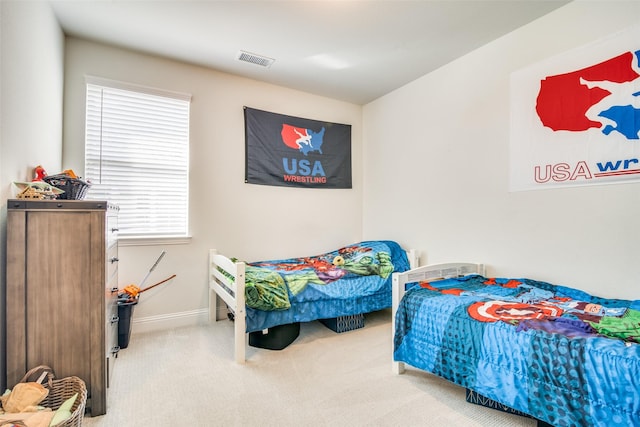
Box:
[209,247,418,363]
[391,262,485,374]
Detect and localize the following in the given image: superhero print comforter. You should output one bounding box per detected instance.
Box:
[245,240,411,332]
[394,275,640,427]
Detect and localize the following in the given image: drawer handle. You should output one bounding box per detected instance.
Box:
[110,315,119,324]
[111,227,119,233]
[112,346,120,357]
[111,287,119,294]
[110,257,119,264]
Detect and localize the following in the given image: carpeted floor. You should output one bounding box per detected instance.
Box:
[83,309,537,426]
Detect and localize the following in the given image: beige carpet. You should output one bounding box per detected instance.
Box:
[83,309,537,426]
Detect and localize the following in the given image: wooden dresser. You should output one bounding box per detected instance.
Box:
[6,199,119,416]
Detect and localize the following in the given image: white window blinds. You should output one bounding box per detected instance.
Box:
[85,79,191,238]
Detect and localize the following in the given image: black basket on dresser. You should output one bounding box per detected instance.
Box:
[43,174,91,200]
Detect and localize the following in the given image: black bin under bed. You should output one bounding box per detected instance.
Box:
[249,322,300,350]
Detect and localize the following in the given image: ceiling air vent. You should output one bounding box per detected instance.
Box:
[236,50,274,68]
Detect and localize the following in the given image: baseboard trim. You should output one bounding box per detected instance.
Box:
[131,308,210,335]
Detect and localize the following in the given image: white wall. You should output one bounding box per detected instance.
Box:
[363,1,640,300]
[62,38,364,330]
[0,0,64,389]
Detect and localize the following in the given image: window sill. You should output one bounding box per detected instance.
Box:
[118,236,192,247]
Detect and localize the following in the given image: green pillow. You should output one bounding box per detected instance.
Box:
[49,392,77,426]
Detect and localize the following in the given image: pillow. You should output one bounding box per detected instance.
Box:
[49,393,77,426]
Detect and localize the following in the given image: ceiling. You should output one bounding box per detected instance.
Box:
[48,0,570,105]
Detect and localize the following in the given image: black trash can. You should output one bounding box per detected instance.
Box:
[117,297,139,349]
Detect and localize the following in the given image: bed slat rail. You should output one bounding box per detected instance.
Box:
[405,262,484,283]
[210,255,239,308]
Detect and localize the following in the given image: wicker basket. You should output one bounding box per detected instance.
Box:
[41,376,87,427]
[3,367,87,427]
[43,174,91,200]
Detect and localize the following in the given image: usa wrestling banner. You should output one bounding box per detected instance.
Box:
[244,107,352,188]
[510,25,640,191]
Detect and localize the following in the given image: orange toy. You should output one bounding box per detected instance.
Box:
[120,274,176,301]
[62,169,78,179]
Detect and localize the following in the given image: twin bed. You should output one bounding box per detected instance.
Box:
[391,263,640,427]
[208,240,416,363]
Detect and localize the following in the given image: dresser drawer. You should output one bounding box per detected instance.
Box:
[107,244,119,286]
[107,213,118,249]
[106,303,119,353]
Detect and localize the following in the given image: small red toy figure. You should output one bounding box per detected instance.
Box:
[32,165,47,181]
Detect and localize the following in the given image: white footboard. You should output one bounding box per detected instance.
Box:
[391,262,485,374]
[209,249,247,364]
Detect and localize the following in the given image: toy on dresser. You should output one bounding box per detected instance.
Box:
[13,165,91,200]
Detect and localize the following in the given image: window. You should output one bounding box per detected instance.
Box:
[85,77,191,239]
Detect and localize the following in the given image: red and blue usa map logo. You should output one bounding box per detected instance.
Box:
[536,50,640,140]
[281,124,325,156]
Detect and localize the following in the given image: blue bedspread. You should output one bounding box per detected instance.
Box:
[245,240,410,332]
[394,275,640,427]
